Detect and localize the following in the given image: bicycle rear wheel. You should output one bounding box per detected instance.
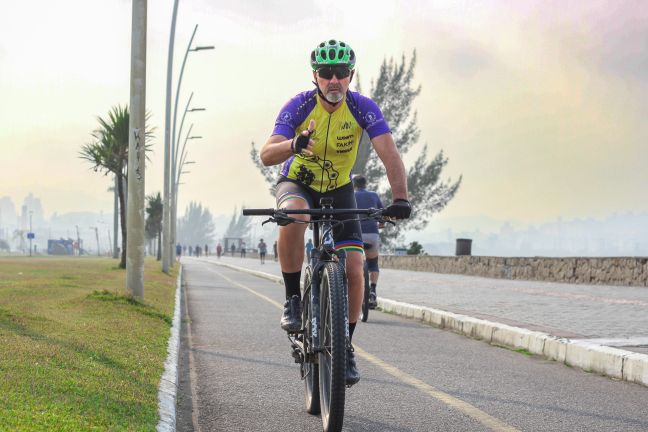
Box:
[302,267,320,414]
[360,261,370,322]
[319,262,347,432]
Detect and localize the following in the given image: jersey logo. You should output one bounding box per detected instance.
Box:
[365,111,377,125]
[341,121,352,130]
[279,112,292,123]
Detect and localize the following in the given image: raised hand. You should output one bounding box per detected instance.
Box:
[291,119,316,156]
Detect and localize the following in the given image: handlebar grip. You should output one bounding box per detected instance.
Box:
[242,208,275,216]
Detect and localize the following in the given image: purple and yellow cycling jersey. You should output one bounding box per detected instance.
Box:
[272,89,391,193]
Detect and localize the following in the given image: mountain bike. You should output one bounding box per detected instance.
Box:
[243,198,390,432]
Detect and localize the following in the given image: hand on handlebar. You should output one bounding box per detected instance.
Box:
[291,119,315,156]
[384,199,412,219]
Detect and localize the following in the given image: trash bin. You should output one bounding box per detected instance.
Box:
[455,238,472,256]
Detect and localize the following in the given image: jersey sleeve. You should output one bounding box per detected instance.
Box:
[271,90,316,139]
[354,93,391,139]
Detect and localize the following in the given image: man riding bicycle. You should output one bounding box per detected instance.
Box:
[259,39,411,385]
[353,174,383,309]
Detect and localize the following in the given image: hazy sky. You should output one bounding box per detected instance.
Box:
[1,0,647,232]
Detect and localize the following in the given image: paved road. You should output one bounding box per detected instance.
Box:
[177,258,648,431]
[199,256,648,344]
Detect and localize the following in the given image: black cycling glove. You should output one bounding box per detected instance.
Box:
[291,132,311,154]
[384,199,412,219]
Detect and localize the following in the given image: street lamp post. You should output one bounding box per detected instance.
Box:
[162,0,180,274]
[174,125,202,241]
[29,211,33,257]
[90,226,100,256]
[171,96,205,260]
[164,24,213,270]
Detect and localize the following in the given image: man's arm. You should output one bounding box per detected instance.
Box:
[370,133,408,201]
[260,134,292,166]
[260,119,316,166]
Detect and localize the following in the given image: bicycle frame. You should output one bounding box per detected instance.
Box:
[304,198,349,361]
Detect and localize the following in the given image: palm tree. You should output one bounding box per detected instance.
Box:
[79,105,154,268]
[145,193,163,260]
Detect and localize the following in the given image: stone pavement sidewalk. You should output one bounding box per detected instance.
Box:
[193,255,648,386]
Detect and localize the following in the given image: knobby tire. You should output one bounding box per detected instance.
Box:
[319,262,347,432]
[302,267,320,414]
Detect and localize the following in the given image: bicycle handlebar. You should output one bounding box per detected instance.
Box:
[242,208,385,216]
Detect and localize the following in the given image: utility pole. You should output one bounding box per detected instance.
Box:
[91,226,100,256]
[29,211,33,257]
[113,175,119,259]
[162,0,180,273]
[126,0,147,298]
[76,225,81,256]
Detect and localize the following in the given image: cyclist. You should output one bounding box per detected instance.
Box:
[352,174,383,308]
[259,39,411,385]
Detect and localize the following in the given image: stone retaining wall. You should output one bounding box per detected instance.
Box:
[379,256,648,287]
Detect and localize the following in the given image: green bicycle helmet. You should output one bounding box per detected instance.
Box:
[310,39,356,70]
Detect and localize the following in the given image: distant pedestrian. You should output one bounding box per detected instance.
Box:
[273,240,278,261]
[258,238,267,264]
[216,243,223,259]
[230,243,236,256]
[183,245,187,255]
[204,244,209,257]
[176,243,182,262]
[188,246,192,257]
[195,245,201,257]
[240,241,246,258]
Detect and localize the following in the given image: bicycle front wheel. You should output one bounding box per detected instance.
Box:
[302,266,320,414]
[319,262,347,432]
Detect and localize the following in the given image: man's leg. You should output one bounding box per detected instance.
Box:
[365,249,379,307]
[276,182,312,332]
[346,250,364,323]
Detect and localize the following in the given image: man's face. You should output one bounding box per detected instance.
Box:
[313,66,354,104]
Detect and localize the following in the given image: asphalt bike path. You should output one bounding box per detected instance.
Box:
[178,257,648,431]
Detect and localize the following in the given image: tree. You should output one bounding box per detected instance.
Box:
[249,51,461,247]
[79,105,154,268]
[177,201,215,247]
[223,206,253,238]
[145,192,163,260]
[407,241,424,256]
[352,52,461,246]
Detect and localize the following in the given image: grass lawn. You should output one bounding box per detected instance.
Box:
[0,257,178,431]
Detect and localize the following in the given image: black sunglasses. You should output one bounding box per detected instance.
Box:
[317,66,351,80]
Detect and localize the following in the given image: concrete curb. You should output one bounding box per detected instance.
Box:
[209,261,648,388]
[379,298,648,388]
[156,266,183,432]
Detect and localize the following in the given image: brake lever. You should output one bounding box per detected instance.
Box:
[261,218,275,226]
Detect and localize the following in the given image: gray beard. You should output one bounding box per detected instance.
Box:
[324,91,344,104]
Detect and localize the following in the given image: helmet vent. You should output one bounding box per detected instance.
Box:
[319,42,325,47]
[329,49,335,60]
[321,49,327,60]
[329,39,336,45]
[311,51,316,62]
[340,42,346,47]
[350,50,355,61]
[338,49,344,59]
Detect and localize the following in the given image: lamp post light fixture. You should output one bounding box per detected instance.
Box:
[172,127,202,250]
[164,24,213,269]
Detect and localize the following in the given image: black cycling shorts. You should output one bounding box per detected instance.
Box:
[275,178,363,253]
